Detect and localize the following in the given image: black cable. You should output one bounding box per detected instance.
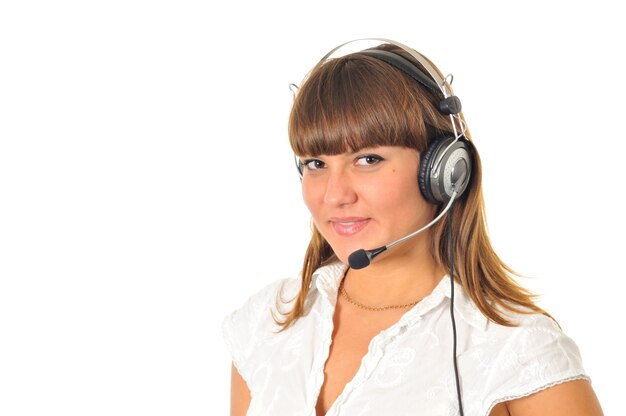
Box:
[448,203,464,416]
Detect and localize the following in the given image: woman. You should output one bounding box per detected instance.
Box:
[222,39,603,416]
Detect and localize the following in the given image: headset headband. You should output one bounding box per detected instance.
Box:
[319,38,454,99]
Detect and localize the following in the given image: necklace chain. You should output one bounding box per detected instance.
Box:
[339,279,421,311]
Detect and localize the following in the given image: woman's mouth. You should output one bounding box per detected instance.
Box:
[329,217,371,236]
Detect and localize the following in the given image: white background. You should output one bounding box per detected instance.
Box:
[1,1,623,415]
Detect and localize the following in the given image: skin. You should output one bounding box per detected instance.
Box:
[230,145,603,415]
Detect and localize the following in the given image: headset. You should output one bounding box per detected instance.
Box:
[293,38,473,415]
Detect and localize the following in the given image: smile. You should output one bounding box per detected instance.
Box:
[329,218,371,236]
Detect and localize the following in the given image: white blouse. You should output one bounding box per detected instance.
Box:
[222,262,590,416]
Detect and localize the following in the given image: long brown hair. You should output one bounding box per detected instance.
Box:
[275,43,547,330]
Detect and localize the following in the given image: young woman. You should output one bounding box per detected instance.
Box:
[222,39,603,416]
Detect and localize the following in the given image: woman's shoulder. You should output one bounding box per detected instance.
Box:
[483,306,566,346]
[487,307,559,332]
[480,307,580,360]
[455,280,563,342]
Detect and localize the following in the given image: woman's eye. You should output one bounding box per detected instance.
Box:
[355,155,383,166]
[303,159,326,170]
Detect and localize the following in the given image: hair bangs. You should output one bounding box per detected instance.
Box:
[289,55,432,157]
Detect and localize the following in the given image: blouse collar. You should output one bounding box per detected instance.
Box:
[311,261,489,332]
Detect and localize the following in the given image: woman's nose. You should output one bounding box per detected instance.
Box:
[323,170,357,207]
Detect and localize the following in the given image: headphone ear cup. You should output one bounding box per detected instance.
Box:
[418,137,447,204]
[419,136,473,204]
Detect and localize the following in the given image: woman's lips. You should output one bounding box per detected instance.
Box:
[329,217,371,236]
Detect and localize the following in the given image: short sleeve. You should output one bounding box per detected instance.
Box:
[221,278,294,384]
[482,314,590,413]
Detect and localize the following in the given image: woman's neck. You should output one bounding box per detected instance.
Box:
[342,236,445,307]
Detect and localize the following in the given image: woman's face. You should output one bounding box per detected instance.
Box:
[300,145,437,264]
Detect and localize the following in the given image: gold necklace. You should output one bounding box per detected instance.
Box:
[339,279,422,311]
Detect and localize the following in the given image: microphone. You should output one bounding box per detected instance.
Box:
[348,191,458,269]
